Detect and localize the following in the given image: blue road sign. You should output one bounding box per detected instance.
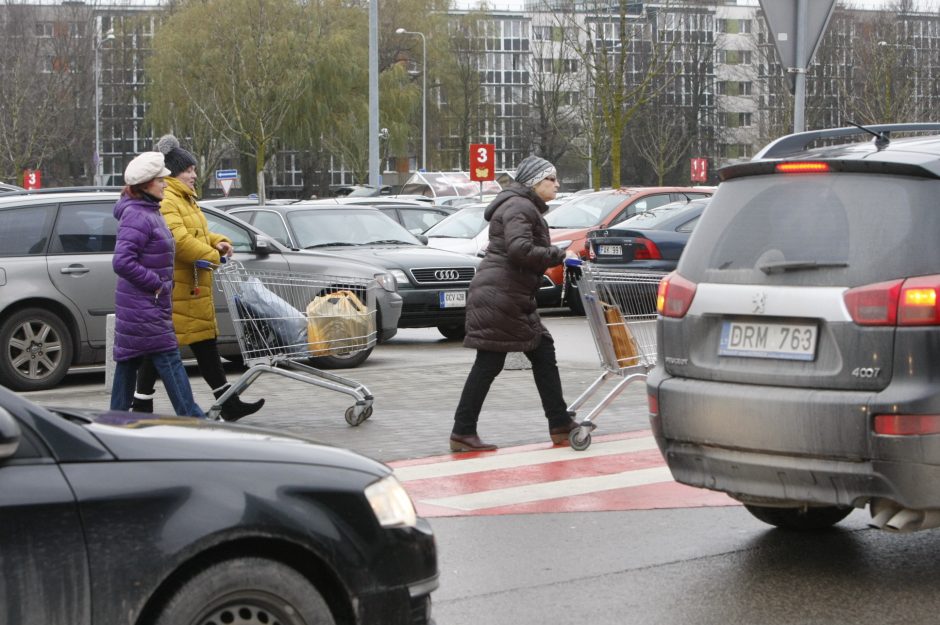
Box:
[215,169,238,180]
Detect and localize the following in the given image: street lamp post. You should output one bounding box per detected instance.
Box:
[94,27,115,186]
[396,28,426,172]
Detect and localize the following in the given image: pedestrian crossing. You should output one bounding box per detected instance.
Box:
[390,430,737,517]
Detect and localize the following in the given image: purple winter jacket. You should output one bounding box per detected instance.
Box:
[112,193,178,361]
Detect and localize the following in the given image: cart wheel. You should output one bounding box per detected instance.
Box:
[345,406,366,426]
[360,405,373,422]
[570,428,592,451]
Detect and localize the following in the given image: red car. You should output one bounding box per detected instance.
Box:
[542,186,713,311]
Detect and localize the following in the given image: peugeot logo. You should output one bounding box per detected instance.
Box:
[752,292,766,314]
[434,269,460,281]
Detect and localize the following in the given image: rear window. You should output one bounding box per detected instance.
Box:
[679,173,940,287]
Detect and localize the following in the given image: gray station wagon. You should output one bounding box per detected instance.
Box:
[0,191,403,391]
[648,123,940,532]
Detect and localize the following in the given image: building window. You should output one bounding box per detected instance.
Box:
[717,81,752,96]
[719,49,752,65]
[719,143,753,159]
[719,112,753,127]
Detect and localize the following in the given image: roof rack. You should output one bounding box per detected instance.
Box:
[754,123,940,160]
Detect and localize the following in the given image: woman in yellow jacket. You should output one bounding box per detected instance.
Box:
[132,135,264,421]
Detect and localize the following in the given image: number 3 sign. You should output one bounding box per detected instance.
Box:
[469,144,495,182]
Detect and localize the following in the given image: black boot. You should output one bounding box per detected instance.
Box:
[214,385,265,422]
[131,393,154,413]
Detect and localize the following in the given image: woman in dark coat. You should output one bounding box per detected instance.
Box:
[109,151,205,418]
[450,155,580,452]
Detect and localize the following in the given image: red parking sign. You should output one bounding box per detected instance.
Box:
[23,169,41,190]
[470,144,495,182]
[690,158,708,183]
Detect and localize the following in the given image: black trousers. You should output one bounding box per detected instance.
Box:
[452,334,570,436]
[136,338,228,396]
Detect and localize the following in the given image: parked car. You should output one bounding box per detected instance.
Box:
[0,191,402,391]
[649,123,940,532]
[423,202,490,256]
[0,182,25,194]
[586,198,710,272]
[0,385,437,624]
[300,197,457,236]
[543,186,713,311]
[228,203,479,339]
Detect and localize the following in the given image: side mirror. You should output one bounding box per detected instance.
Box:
[253,235,273,256]
[0,407,21,460]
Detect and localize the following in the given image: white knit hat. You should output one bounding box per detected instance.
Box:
[124,152,171,185]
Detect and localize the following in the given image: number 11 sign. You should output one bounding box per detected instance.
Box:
[470,144,495,182]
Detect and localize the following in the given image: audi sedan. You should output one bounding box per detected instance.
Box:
[228,203,480,340]
[0,386,437,624]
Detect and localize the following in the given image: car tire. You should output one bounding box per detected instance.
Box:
[0,308,74,391]
[438,324,466,341]
[308,345,373,369]
[565,282,585,315]
[743,504,853,531]
[154,557,336,625]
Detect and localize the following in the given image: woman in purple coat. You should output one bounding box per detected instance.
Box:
[109,152,205,418]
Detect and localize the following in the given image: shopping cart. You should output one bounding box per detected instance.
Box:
[211,261,378,425]
[566,263,665,451]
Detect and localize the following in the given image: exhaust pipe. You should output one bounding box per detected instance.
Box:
[869,498,940,532]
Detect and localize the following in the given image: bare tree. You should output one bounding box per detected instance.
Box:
[0,1,97,186]
[631,100,691,184]
[550,0,686,188]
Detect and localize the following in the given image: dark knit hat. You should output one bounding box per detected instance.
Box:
[514,154,556,187]
[156,134,197,177]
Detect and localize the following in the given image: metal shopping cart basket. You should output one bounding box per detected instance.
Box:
[566,264,665,450]
[211,261,378,425]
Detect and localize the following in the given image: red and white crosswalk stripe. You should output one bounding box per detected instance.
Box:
[390,430,737,517]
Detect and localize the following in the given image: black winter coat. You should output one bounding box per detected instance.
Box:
[463,183,565,352]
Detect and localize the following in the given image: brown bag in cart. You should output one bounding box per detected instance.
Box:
[602,302,641,367]
[306,291,374,356]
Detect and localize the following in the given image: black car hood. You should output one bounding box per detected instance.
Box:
[68,410,388,475]
[305,245,478,269]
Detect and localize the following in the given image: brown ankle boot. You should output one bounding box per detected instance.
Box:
[449,433,498,452]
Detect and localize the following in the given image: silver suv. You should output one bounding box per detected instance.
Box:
[649,123,940,532]
[0,191,402,391]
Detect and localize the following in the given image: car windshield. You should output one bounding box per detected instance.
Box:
[287,209,420,248]
[424,206,487,239]
[544,192,630,228]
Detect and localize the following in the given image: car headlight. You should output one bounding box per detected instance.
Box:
[365,474,417,528]
[388,269,411,286]
[554,239,572,250]
[374,271,398,293]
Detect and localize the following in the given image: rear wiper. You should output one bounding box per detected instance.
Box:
[758,260,848,274]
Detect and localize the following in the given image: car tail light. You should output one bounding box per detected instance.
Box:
[843,279,902,326]
[775,161,831,174]
[844,275,940,326]
[647,390,659,416]
[657,271,696,318]
[633,238,662,260]
[874,414,940,436]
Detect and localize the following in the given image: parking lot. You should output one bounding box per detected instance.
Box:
[23,313,652,463]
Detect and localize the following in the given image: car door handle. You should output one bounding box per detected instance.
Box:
[60,265,90,275]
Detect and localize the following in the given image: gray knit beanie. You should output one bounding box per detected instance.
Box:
[156,134,197,177]
[514,155,556,187]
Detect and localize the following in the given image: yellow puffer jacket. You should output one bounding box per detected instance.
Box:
[160,177,231,346]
